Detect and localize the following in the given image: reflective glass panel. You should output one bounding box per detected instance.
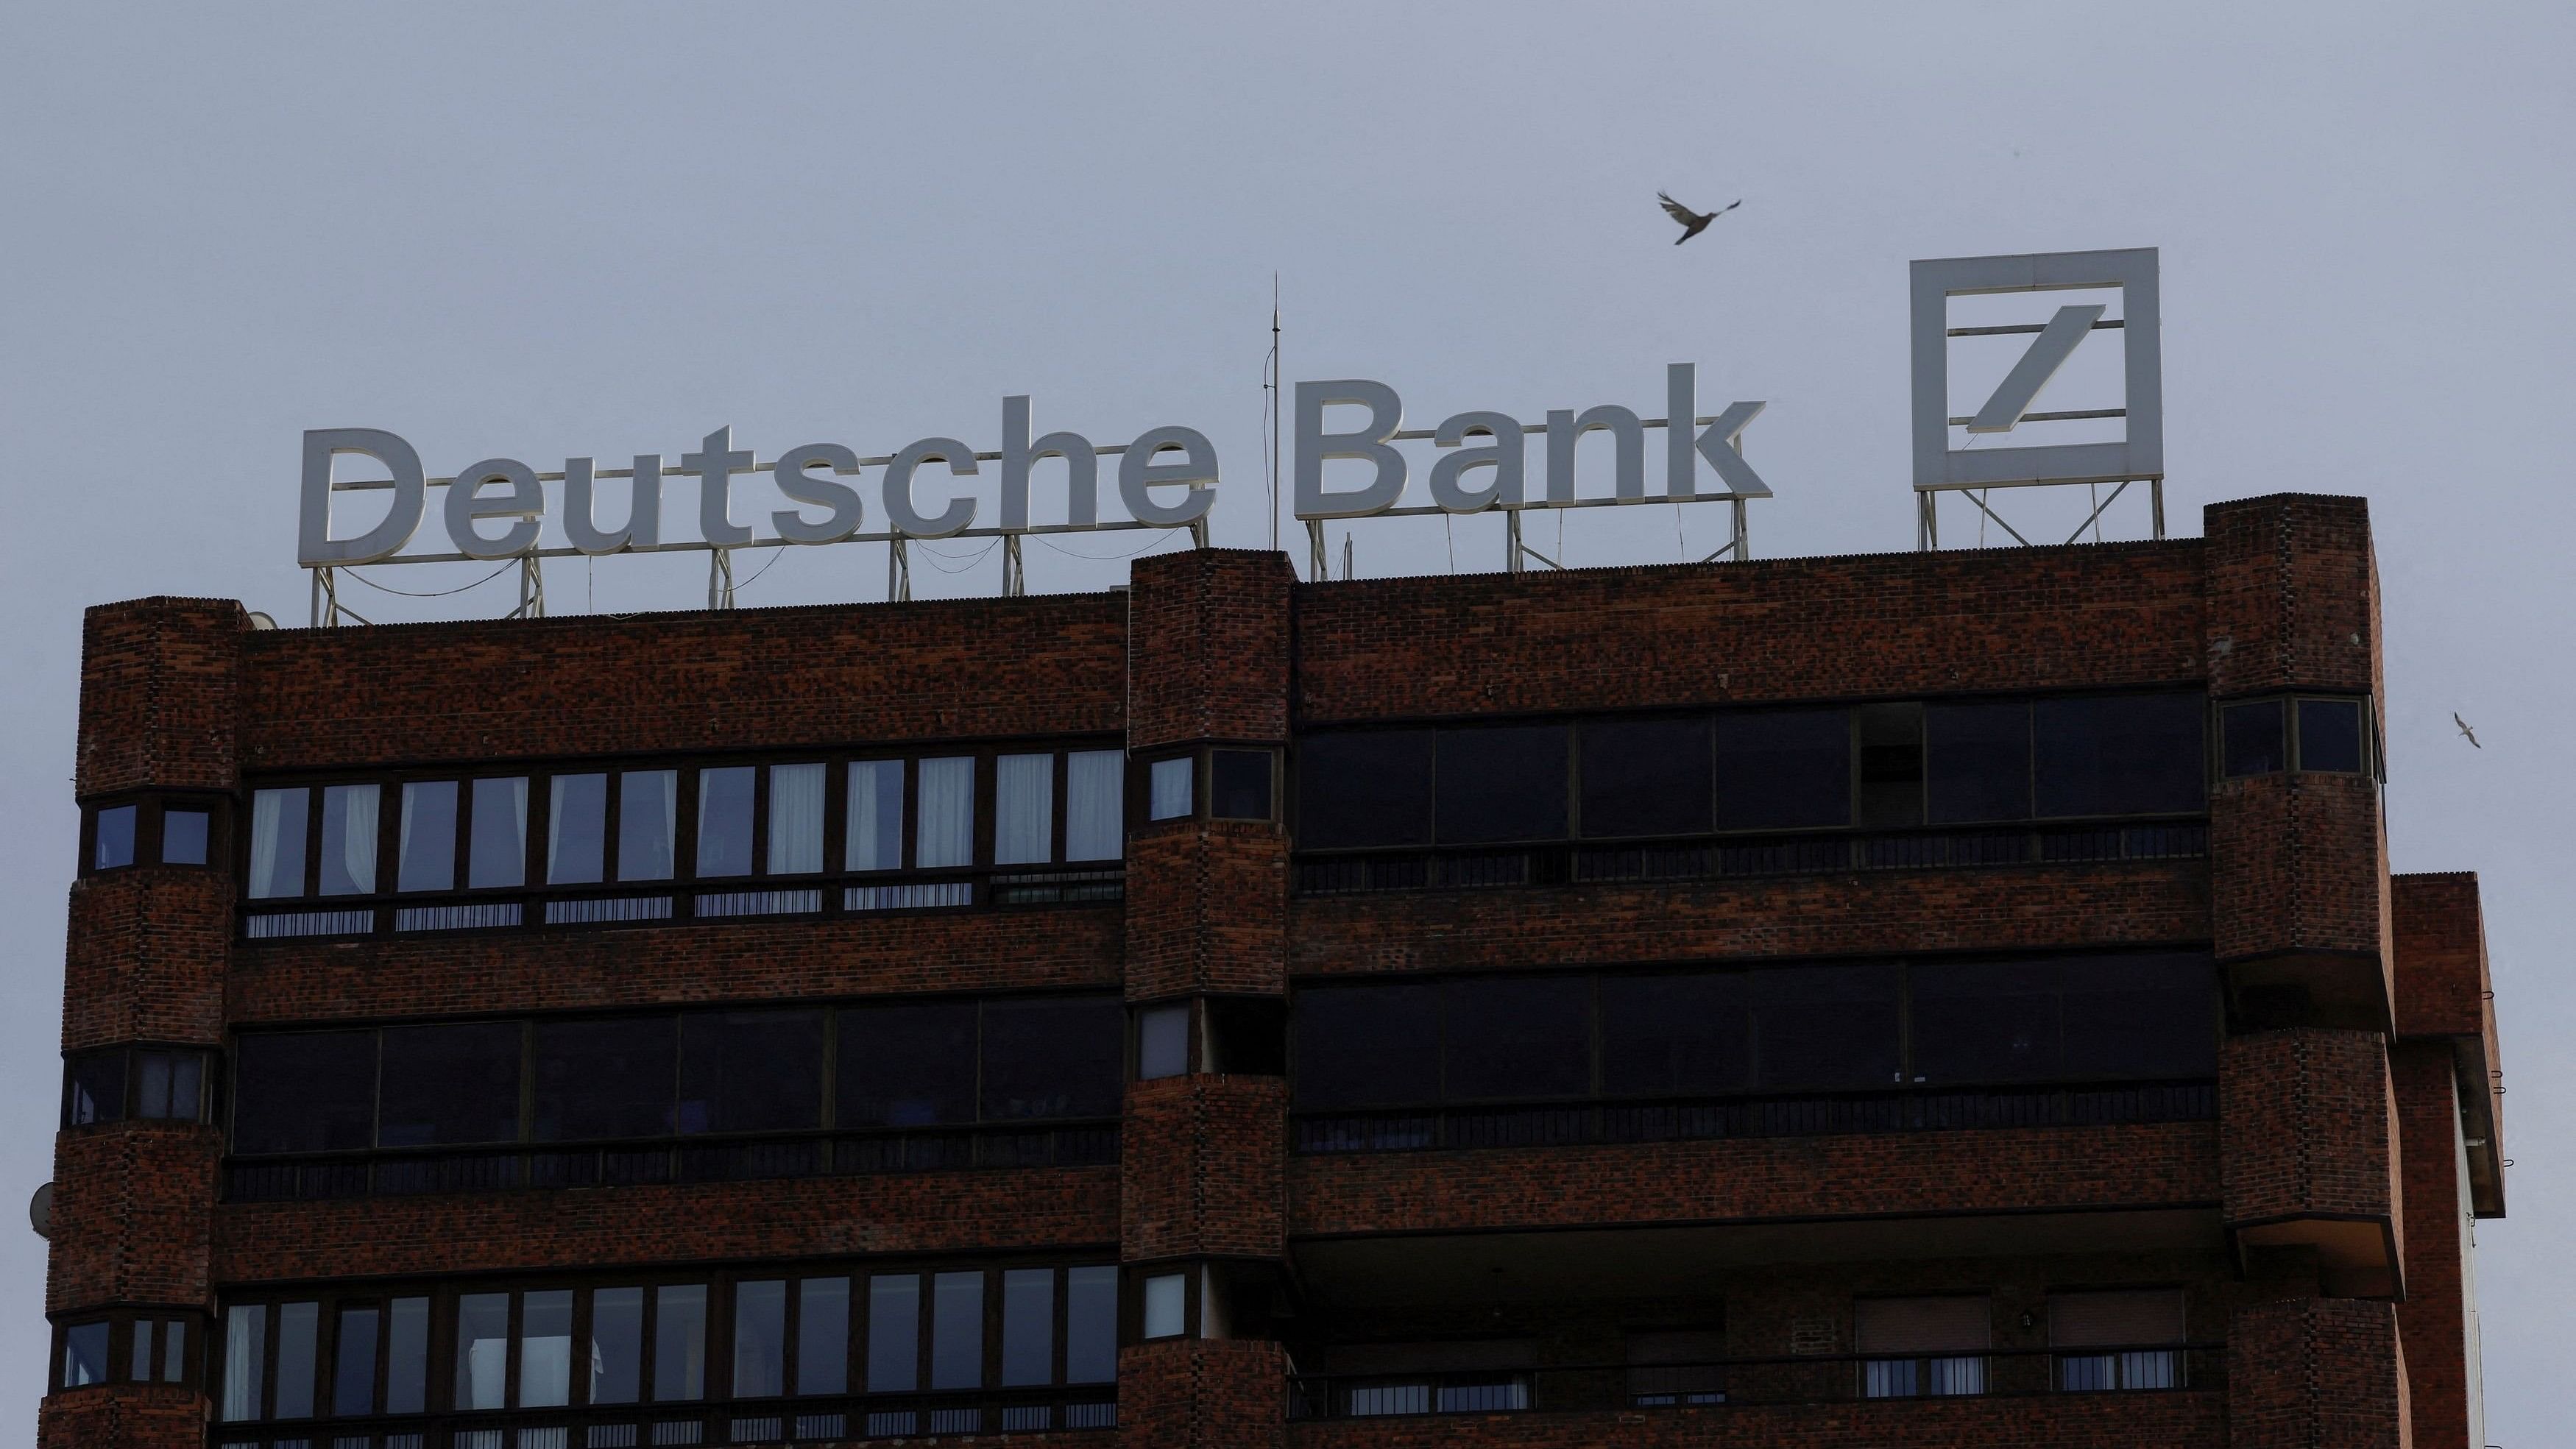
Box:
[1148,757,1193,821]
[1579,718,1713,838]
[1926,702,2033,823]
[333,1307,378,1416]
[247,787,310,899]
[520,1290,573,1408]
[767,763,826,874]
[397,781,459,892]
[1297,731,1433,849]
[996,754,1055,865]
[866,1275,919,1392]
[1064,1266,1118,1384]
[162,807,210,865]
[796,1278,849,1396]
[1211,750,1273,821]
[677,1010,823,1134]
[454,1292,509,1411]
[653,1285,707,1401]
[930,1272,983,1390]
[980,996,1122,1121]
[1600,973,1751,1095]
[696,766,756,878]
[616,770,678,882]
[588,1288,643,1406]
[233,1031,375,1154]
[93,804,136,870]
[838,1002,978,1127]
[1293,983,1440,1109]
[2222,700,2286,778]
[317,783,380,896]
[1435,726,1568,843]
[1066,750,1125,859]
[1001,1269,1054,1386]
[533,1016,675,1141]
[914,757,975,868]
[733,1280,786,1398]
[2299,698,2366,773]
[1716,710,1850,829]
[378,1021,522,1147]
[547,773,608,885]
[845,760,904,871]
[2033,694,2205,817]
[468,777,528,888]
[386,1297,428,1414]
[1748,965,1901,1089]
[1443,976,1590,1100]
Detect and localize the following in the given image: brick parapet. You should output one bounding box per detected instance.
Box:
[1293,543,2208,724]
[1127,549,1295,750]
[210,1166,1118,1284]
[36,1382,206,1449]
[76,597,245,798]
[1287,1122,2217,1238]
[236,592,1128,771]
[1124,1077,1288,1264]
[2226,1297,2409,1449]
[2200,495,2381,701]
[2390,874,2503,1218]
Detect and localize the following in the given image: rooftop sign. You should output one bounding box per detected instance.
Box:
[296,365,1773,618]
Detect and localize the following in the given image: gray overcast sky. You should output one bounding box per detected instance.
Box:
[4,1,2569,1438]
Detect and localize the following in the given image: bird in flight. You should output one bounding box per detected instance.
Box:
[2453,712,2481,748]
[1658,191,1741,245]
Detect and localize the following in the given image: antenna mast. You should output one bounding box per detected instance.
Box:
[1266,274,1281,555]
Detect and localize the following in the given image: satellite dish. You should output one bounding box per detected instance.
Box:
[245,612,278,631]
[29,1182,52,1240]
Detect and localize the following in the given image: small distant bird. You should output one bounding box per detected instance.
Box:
[2453,712,2480,748]
[1658,191,1741,245]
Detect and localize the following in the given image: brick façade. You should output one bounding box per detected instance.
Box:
[40,495,2501,1449]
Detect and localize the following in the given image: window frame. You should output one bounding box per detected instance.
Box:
[78,790,231,877]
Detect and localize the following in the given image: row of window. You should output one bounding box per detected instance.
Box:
[57,1314,192,1391]
[60,1046,212,1128]
[208,1262,1122,1425]
[224,996,1122,1158]
[238,746,1130,902]
[2218,695,2373,778]
[1295,692,2301,851]
[1291,954,2217,1110]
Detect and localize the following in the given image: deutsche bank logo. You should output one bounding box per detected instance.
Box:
[1909,248,2162,493]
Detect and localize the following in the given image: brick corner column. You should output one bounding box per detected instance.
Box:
[2228,1298,2410,1449]
[2202,495,2392,1032]
[1118,1338,1289,1449]
[2220,1027,2402,1300]
[45,596,247,1447]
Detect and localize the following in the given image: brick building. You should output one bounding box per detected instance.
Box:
[43,491,2505,1449]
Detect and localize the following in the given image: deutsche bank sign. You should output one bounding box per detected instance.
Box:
[297,365,1772,570]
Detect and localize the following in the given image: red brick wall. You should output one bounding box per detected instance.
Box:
[62,868,230,1049]
[1128,549,1295,750]
[1125,1077,1288,1262]
[1284,1392,2225,1448]
[2220,1029,2401,1296]
[1120,1338,1288,1449]
[76,598,245,797]
[1293,865,2207,975]
[2391,1043,2471,1449]
[2201,495,2380,701]
[229,905,1122,1024]
[1127,823,1290,1001]
[1294,543,2208,724]
[238,592,1128,770]
[211,1166,1118,1284]
[36,1383,205,1449]
[45,1125,218,1314]
[2228,1297,2410,1449]
[1289,1122,2216,1238]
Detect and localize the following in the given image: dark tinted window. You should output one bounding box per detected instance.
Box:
[1748,966,1900,1089]
[1926,702,2032,823]
[2061,954,2216,1077]
[93,804,137,870]
[980,997,1122,1121]
[234,1032,377,1155]
[378,1023,522,1147]
[1579,718,1713,838]
[1297,732,1433,849]
[1293,984,1440,1109]
[2298,699,2366,773]
[1210,751,1275,821]
[1443,977,1590,1100]
[696,766,756,878]
[1435,726,1569,843]
[2221,700,2285,777]
[1909,961,2064,1083]
[163,808,211,865]
[839,1002,978,1127]
[1600,974,1750,1095]
[1716,710,1851,829]
[2033,694,2205,816]
[533,1016,676,1141]
[678,1010,824,1133]
[1857,704,1925,828]
[63,1049,124,1126]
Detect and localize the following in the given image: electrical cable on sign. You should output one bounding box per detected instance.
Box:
[913,539,1000,575]
[1444,513,1456,573]
[344,561,514,598]
[1674,500,1688,562]
[1038,531,1185,561]
[729,545,791,592]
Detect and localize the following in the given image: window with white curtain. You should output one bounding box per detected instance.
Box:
[768,764,826,874]
[222,1304,265,1420]
[995,754,1055,865]
[1065,751,1124,861]
[916,758,975,869]
[318,784,379,896]
[248,787,308,899]
[1149,757,1193,821]
[618,770,678,882]
[846,760,905,872]
[397,782,459,892]
[548,773,607,884]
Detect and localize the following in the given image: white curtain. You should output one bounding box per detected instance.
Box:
[618,770,678,881]
[846,760,903,871]
[323,784,378,895]
[1149,757,1194,821]
[768,764,825,874]
[222,1305,263,1421]
[248,787,299,899]
[1064,751,1124,862]
[916,757,975,868]
[995,754,1054,865]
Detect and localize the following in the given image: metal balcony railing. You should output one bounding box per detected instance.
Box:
[223,1121,1120,1203]
[1292,820,2207,896]
[240,868,1123,943]
[209,1385,1117,1449]
[1291,1080,2216,1155]
[1286,1343,2221,1420]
